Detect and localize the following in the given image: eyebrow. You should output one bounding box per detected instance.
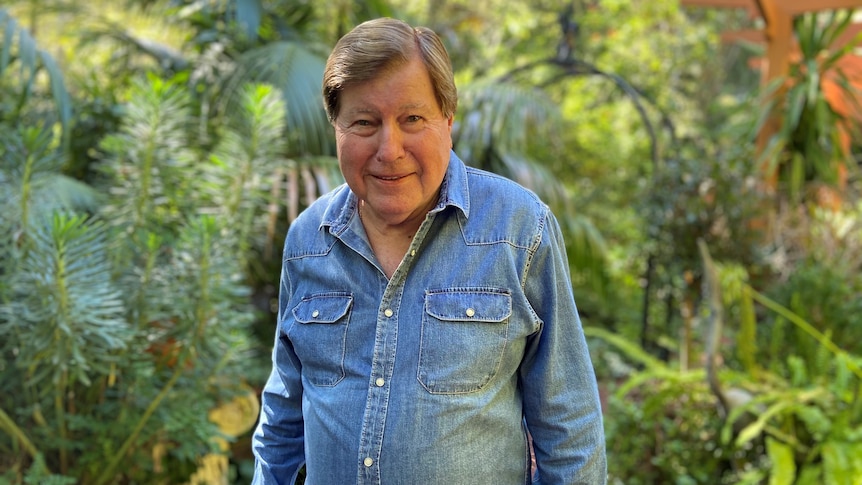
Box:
[345,102,430,115]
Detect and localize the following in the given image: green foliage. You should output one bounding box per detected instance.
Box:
[759,10,861,201]
[0,8,72,141]
[10,213,129,388]
[225,40,332,156]
[0,125,99,234]
[1,72,264,482]
[96,74,197,235]
[591,326,754,484]
[764,262,862,360]
[0,453,75,485]
[205,83,286,260]
[2,0,861,483]
[591,233,862,484]
[455,81,565,198]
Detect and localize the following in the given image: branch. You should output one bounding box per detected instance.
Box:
[0,406,40,460]
[94,356,185,485]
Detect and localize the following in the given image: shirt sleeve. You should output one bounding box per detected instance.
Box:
[520,210,607,485]
[251,265,306,484]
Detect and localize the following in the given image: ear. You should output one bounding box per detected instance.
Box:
[446,115,454,148]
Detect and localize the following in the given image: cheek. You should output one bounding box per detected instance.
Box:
[337,134,374,159]
[335,139,367,181]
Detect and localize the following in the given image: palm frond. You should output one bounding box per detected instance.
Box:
[454,81,569,202]
[560,210,609,292]
[31,175,101,214]
[0,8,72,141]
[235,0,264,40]
[455,80,563,162]
[225,41,332,157]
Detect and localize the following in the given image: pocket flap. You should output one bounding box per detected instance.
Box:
[293,293,353,324]
[425,289,511,323]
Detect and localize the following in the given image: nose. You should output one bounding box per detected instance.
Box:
[376,123,405,162]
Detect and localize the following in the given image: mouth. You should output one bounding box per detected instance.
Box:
[373,174,409,181]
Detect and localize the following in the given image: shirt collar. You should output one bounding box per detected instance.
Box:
[431,150,470,218]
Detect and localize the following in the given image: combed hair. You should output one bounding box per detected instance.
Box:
[322,17,457,122]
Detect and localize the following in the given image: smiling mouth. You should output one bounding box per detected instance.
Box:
[374,174,408,181]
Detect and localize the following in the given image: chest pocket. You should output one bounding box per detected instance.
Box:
[290,293,353,387]
[418,288,512,394]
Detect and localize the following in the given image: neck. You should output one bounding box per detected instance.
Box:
[358,200,420,278]
[358,200,421,240]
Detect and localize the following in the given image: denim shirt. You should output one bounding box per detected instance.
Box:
[252,152,607,484]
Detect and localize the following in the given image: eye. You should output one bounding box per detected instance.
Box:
[355,119,372,126]
[406,115,422,123]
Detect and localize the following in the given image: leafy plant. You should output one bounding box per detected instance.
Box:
[95,74,197,237]
[587,325,758,485]
[204,82,286,263]
[759,9,862,203]
[589,237,862,484]
[1,73,262,483]
[719,284,862,485]
[0,8,72,142]
[0,212,129,476]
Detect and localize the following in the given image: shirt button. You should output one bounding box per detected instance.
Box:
[410,249,416,256]
[375,378,385,387]
[384,308,393,317]
[465,308,476,317]
[364,457,374,467]
[311,310,319,318]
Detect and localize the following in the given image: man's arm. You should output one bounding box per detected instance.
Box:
[252,267,306,484]
[520,211,607,484]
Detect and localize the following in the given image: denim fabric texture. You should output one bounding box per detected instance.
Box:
[252,152,607,484]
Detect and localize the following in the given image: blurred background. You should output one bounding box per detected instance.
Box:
[1,0,861,483]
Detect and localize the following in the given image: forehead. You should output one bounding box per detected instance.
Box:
[338,57,438,114]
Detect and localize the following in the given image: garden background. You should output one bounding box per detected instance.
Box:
[1,0,861,483]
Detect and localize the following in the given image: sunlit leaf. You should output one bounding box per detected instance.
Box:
[822,441,862,485]
[766,437,796,485]
[583,326,668,372]
[735,399,793,448]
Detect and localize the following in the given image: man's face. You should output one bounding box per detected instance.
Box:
[333,55,453,229]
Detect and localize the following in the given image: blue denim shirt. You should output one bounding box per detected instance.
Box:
[252,152,606,484]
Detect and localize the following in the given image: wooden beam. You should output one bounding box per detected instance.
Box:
[680,0,756,8]
[777,0,862,15]
[719,23,861,49]
[720,28,767,44]
[684,0,862,16]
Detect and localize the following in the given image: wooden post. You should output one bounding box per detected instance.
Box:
[682,0,862,191]
[755,0,794,189]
